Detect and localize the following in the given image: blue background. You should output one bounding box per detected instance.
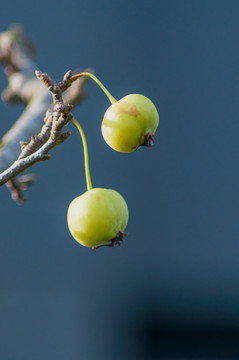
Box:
[0,0,239,358]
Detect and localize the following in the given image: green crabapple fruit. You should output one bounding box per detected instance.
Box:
[67,187,128,248]
[70,72,159,153]
[101,94,159,153]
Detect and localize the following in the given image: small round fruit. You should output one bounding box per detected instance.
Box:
[101,94,159,153]
[67,188,129,248]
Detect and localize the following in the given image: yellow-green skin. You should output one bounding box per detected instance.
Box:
[101,94,159,153]
[67,188,129,248]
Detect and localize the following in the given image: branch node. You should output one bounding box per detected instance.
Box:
[54,103,64,113]
[19,140,28,150]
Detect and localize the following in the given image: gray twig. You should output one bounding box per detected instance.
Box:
[0,25,90,202]
[0,70,77,187]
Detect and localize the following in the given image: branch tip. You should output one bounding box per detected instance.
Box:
[35,70,42,78]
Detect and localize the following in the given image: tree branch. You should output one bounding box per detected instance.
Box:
[0,70,77,186]
[0,25,90,202]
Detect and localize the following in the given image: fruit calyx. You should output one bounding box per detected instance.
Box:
[93,231,128,249]
[139,132,156,149]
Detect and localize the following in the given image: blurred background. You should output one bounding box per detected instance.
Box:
[0,0,239,358]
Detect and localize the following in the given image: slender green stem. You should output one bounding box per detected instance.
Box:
[71,72,117,105]
[71,118,93,191]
